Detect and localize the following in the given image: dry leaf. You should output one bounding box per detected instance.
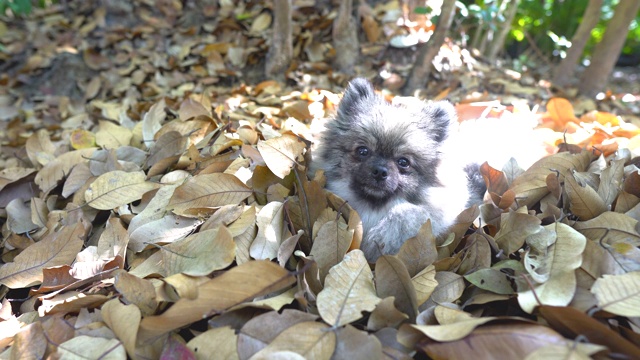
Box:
[187,326,238,360]
[101,299,141,359]
[518,222,587,313]
[317,250,382,327]
[257,134,306,179]
[591,272,640,316]
[250,321,335,360]
[396,220,437,278]
[85,170,160,210]
[237,309,318,359]
[0,223,86,288]
[250,201,287,260]
[564,172,607,220]
[310,220,353,282]
[168,173,252,216]
[35,148,97,193]
[138,260,295,342]
[375,255,418,321]
[494,210,542,255]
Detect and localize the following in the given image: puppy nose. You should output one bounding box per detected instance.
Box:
[372,165,388,180]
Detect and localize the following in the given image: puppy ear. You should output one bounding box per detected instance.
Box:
[422,101,457,142]
[337,78,376,121]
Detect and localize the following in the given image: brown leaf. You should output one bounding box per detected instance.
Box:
[509,151,593,208]
[0,223,87,288]
[573,211,640,246]
[417,322,568,359]
[138,260,295,343]
[564,171,607,220]
[431,271,465,304]
[396,220,438,278]
[375,255,418,321]
[458,233,492,275]
[85,170,160,210]
[35,148,97,193]
[168,173,252,215]
[101,299,141,359]
[257,134,306,179]
[179,98,211,121]
[494,210,542,255]
[538,305,640,358]
[333,325,383,359]
[237,309,318,359]
[317,250,381,327]
[250,321,336,360]
[480,161,508,196]
[113,269,158,316]
[367,297,410,331]
[310,220,353,282]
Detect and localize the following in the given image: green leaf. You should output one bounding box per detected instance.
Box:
[414,6,431,15]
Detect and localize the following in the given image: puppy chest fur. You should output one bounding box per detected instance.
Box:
[313,78,481,262]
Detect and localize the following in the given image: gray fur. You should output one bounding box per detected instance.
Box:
[313,78,484,262]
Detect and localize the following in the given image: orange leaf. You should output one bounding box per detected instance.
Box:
[546,98,577,127]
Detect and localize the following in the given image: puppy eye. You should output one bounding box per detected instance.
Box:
[397,158,410,168]
[356,146,369,157]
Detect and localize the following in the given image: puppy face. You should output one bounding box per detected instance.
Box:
[317,79,457,207]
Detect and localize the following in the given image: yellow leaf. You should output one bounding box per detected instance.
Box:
[95,120,133,148]
[69,129,97,150]
[187,327,237,360]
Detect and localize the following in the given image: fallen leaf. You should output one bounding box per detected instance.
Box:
[0,223,86,288]
[591,272,640,316]
[257,134,306,179]
[85,170,160,210]
[317,250,381,327]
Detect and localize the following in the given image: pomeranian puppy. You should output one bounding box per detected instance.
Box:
[312,78,485,262]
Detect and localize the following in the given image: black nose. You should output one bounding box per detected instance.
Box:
[371,165,388,180]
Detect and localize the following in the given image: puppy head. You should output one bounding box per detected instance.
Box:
[318,78,458,205]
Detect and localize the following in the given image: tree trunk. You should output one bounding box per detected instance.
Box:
[552,0,602,87]
[332,0,358,74]
[578,0,640,97]
[265,0,293,80]
[486,0,521,61]
[403,0,457,95]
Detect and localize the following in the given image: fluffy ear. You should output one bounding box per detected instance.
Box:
[421,101,457,142]
[336,78,376,121]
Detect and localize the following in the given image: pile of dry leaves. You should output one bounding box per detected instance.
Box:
[0,1,639,359]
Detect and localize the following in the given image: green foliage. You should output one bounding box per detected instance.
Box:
[414,6,432,15]
[0,0,32,16]
[457,0,639,61]
[0,0,57,17]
